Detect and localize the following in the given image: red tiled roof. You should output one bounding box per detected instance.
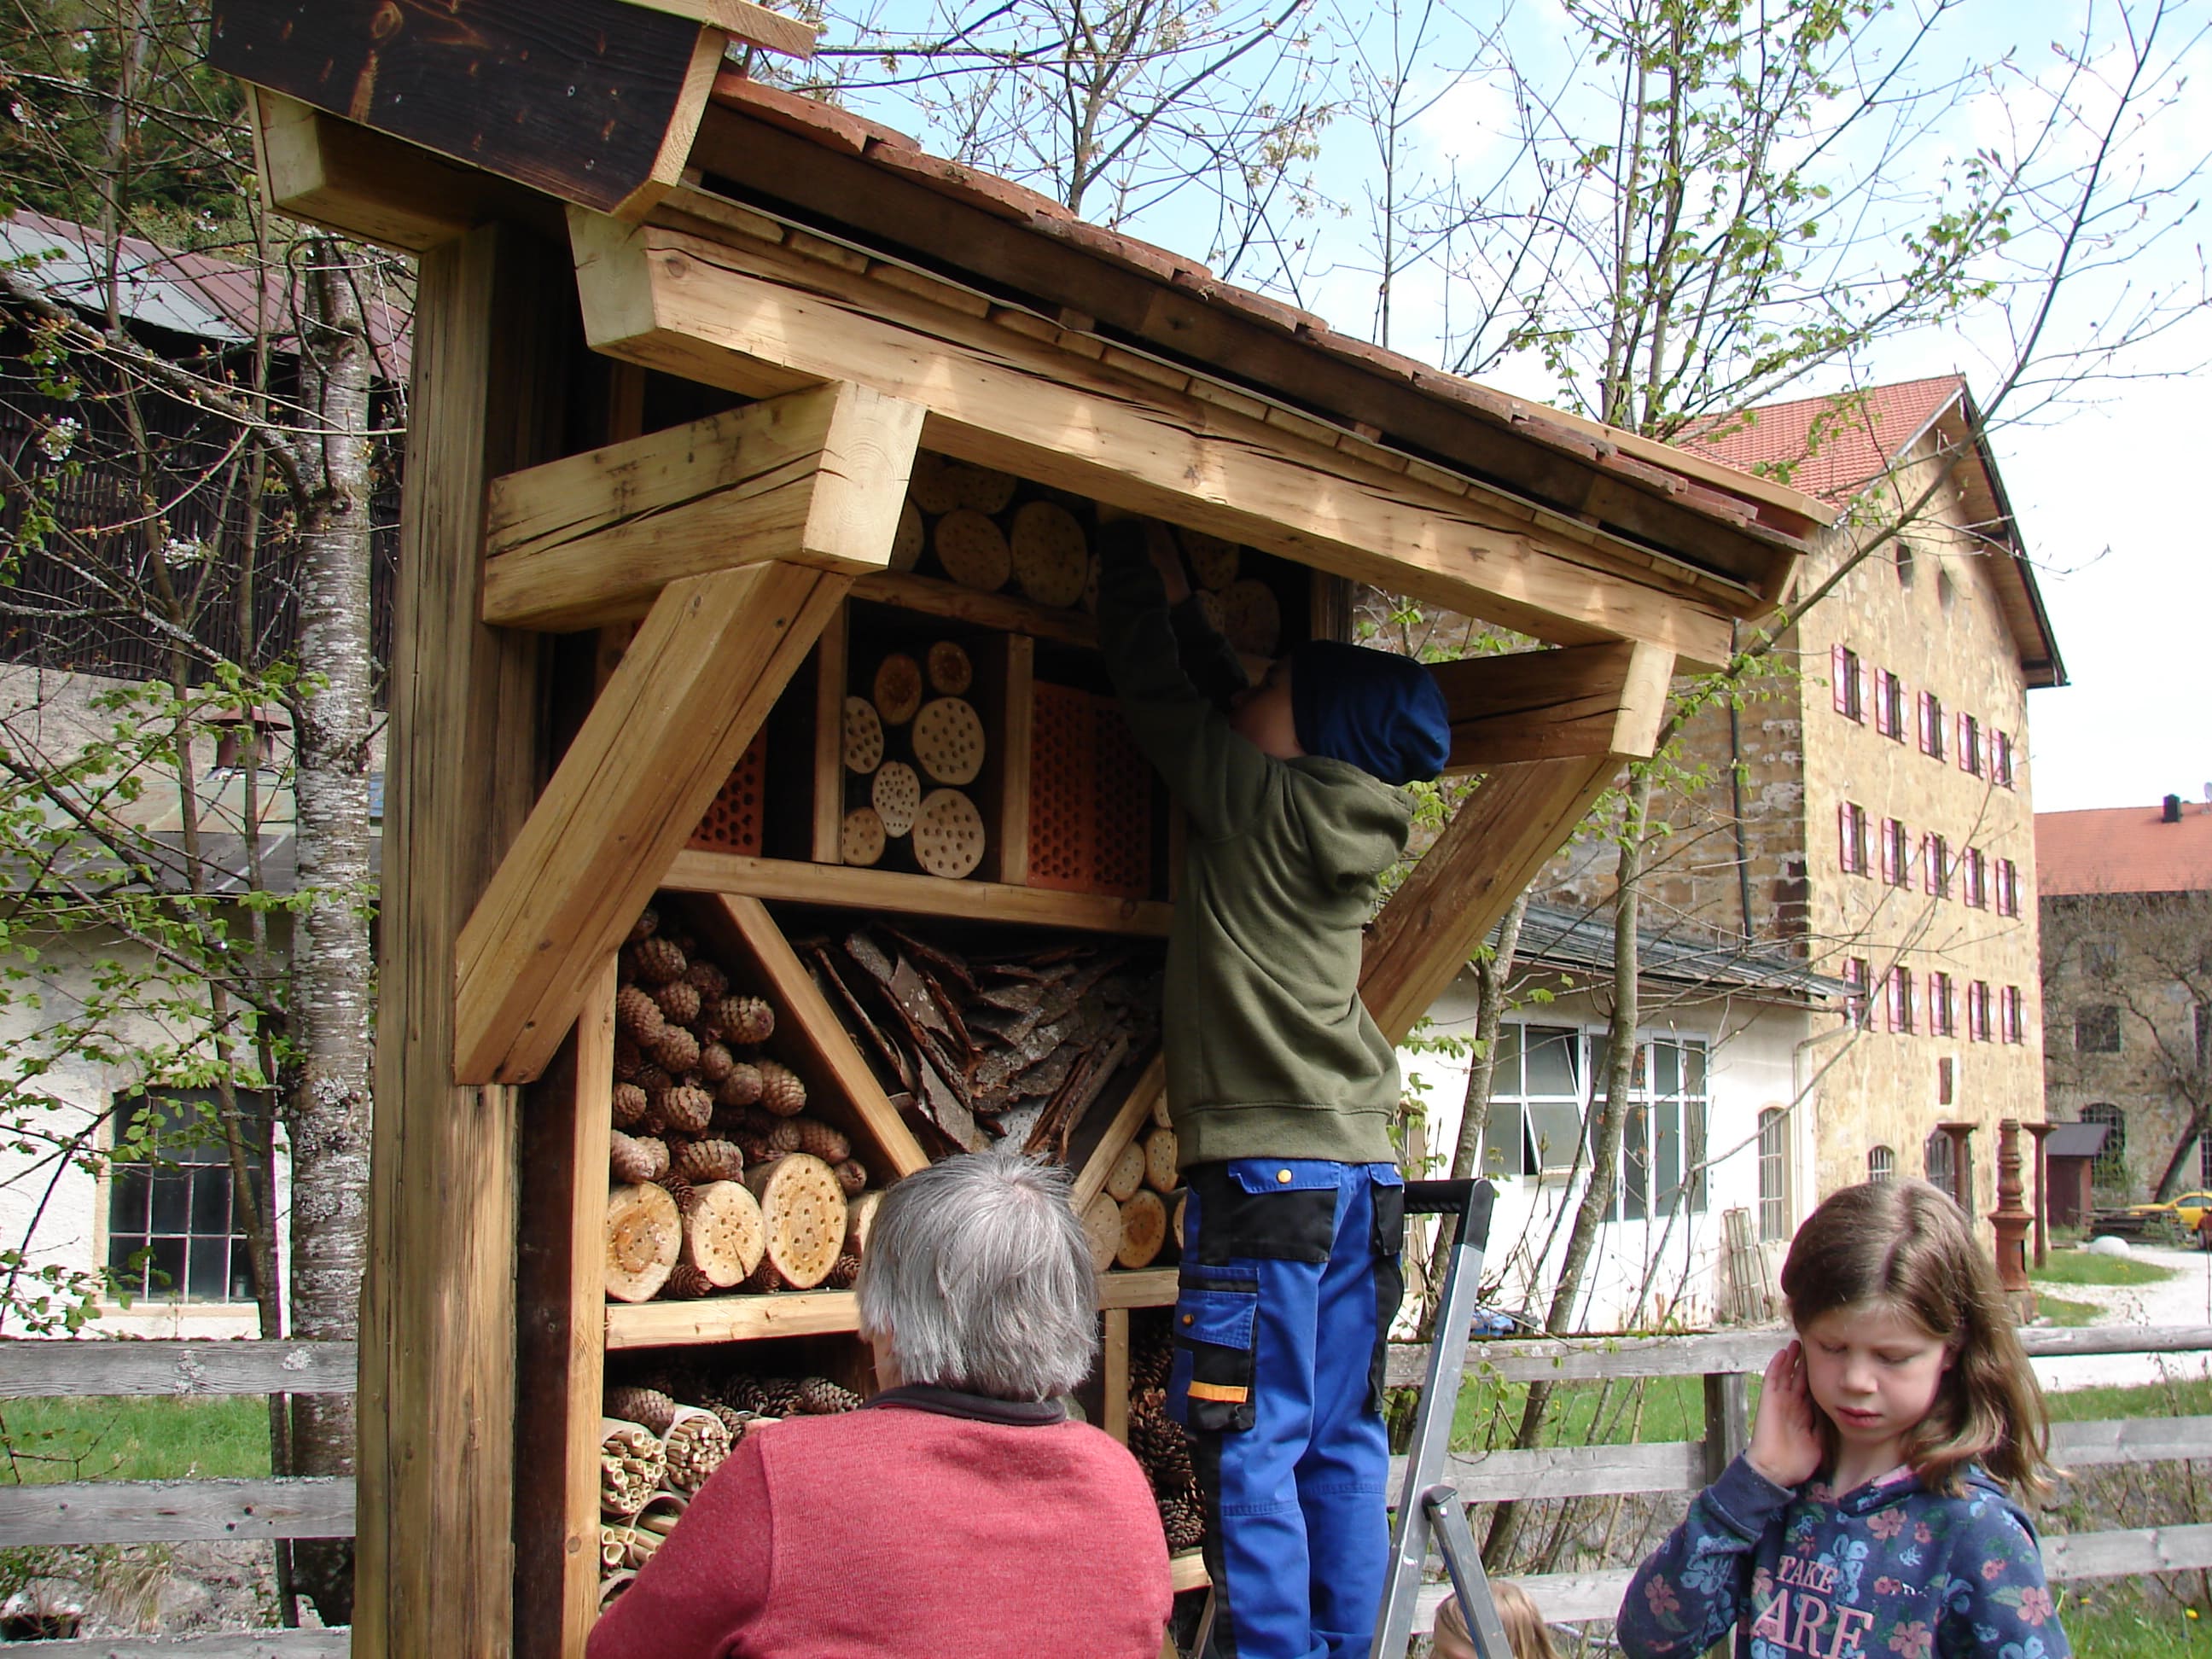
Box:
[2036,804,2212,895]
[1681,375,1965,504]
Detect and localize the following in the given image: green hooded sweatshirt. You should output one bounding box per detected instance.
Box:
[1097,544,1410,1169]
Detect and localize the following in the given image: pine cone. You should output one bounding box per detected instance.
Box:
[708,1402,753,1443]
[604,1384,678,1435]
[823,1251,861,1289]
[659,1084,714,1136]
[657,1171,697,1215]
[716,1063,764,1109]
[684,961,730,1000]
[1158,1494,1204,1552]
[751,1377,805,1417]
[697,1042,736,1084]
[610,1130,670,1185]
[660,1262,714,1299]
[833,1158,868,1196]
[627,937,689,987]
[654,980,702,1027]
[719,1375,766,1413]
[795,1376,863,1415]
[1129,1408,1194,1498]
[757,1059,806,1117]
[649,1026,701,1075]
[713,995,775,1045]
[613,1034,645,1081]
[615,985,666,1042]
[634,1064,673,1099]
[676,1138,746,1184]
[1132,1330,1173,1393]
[611,1081,649,1128]
[626,907,660,946]
[795,1118,851,1163]
[741,1259,789,1295]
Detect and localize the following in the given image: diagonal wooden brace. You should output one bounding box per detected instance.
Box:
[481,381,923,632]
[1361,643,1675,1044]
[1431,639,1674,772]
[455,561,848,1084]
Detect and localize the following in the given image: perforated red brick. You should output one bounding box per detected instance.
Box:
[1027,682,1152,899]
[688,731,768,855]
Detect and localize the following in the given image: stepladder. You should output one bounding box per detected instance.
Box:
[1370,1178,1512,1659]
[1176,1179,1512,1659]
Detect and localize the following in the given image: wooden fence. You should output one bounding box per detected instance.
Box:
[1,1324,2208,1650]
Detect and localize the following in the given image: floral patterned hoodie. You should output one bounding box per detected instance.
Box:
[1617,1454,2069,1659]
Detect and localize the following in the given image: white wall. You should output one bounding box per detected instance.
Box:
[1400,972,1816,1332]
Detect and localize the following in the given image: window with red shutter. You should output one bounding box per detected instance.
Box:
[1918,691,1947,760]
[1993,731,2014,789]
[2000,986,2023,1044]
[1924,833,1949,899]
[1843,958,1871,1030]
[1832,646,1865,721]
[1880,818,1898,884]
[1957,713,1982,776]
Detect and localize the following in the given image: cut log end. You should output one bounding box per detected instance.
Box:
[606,1180,683,1303]
[1081,1190,1123,1275]
[1104,1139,1146,1202]
[1143,1126,1179,1194]
[743,1153,848,1289]
[1116,1188,1167,1269]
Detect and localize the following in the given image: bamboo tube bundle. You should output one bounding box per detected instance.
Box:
[599,1525,630,1573]
[597,1571,638,1615]
[633,1491,688,1543]
[600,1417,665,1516]
[661,1406,733,1492]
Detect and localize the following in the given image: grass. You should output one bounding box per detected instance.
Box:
[2061,1585,2212,1657]
[0,1396,270,1485]
[2035,1293,2105,1327]
[2033,1253,2180,1288]
[2043,1373,2212,1423]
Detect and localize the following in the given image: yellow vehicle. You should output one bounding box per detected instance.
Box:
[2124,1190,2212,1244]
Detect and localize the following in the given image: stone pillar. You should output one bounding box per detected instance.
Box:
[1990,1119,2036,1320]
[1936,1121,1978,1211]
[2023,1121,2058,1269]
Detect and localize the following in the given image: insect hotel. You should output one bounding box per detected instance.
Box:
[208,0,1825,1650]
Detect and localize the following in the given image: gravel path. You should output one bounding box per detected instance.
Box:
[2029,1241,2212,1393]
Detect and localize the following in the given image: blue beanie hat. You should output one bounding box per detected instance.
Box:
[1287,640,1451,785]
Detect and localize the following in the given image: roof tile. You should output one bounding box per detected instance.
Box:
[1685,375,1964,504]
[2037,804,2212,895]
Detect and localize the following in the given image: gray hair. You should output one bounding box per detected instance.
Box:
[856,1147,1098,1400]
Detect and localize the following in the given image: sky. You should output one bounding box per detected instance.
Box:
[831,0,2212,812]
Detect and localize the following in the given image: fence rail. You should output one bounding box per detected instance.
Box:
[2,1326,2208,1642]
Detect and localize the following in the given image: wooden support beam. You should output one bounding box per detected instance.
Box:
[482,381,922,631]
[357,223,573,1659]
[1362,643,1674,1041]
[456,561,849,1085]
[627,0,819,55]
[1432,639,1674,772]
[212,0,726,220]
[567,211,1739,667]
[511,958,617,1659]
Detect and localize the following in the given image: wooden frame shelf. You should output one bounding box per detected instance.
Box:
[664,848,1173,935]
[853,569,1098,649]
[608,1268,1179,1351]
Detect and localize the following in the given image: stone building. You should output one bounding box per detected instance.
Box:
[1535,375,2064,1231]
[2037,798,2212,1202]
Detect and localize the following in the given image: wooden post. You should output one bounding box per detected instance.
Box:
[1991,1118,2036,1321]
[356,223,575,1659]
[1699,1370,1749,1659]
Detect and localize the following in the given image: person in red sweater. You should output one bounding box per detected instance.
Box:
[586,1148,1173,1659]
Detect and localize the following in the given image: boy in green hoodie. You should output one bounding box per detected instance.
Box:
[1096,521,1451,1659]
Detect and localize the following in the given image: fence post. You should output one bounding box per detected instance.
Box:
[1701,1370,1748,1485]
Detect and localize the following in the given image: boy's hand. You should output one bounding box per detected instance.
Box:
[1146,527,1192,603]
[1746,1341,1822,1488]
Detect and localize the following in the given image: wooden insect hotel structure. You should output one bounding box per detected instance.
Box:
[207,1,1829,1649]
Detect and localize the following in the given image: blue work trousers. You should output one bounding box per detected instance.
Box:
[1169,1158,1406,1659]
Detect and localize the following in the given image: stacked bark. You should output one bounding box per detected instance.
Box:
[798,922,1161,1170]
[596,1370,863,1615]
[841,637,990,879]
[895,451,1286,658]
[605,903,882,1304]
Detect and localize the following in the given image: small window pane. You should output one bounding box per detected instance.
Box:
[148,1172,191,1235]
[186,1237,232,1301]
[110,1167,150,1230]
[1621,1104,1650,1220]
[1653,1041,1681,1097]
[1527,1101,1585,1169]
[146,1236,188,1300]
[1523,1027,1579,1097]
[1485,1098,1528,1178]
[1656,1100,1684,1214]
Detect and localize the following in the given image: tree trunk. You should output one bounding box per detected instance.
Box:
[1483,765,1649,1569]
[284,236,378,1627]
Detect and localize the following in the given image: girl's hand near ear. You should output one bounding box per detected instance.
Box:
[1748,1341,1823,1488]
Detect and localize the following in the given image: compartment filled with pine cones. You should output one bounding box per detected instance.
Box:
[606,899,884,1306]
[1127,1312,1205,1556]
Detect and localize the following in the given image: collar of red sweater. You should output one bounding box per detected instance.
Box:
[863,1383,1070,1427]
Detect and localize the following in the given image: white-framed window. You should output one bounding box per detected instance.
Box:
[106,1090,266,1303]
[1757,1108,1790,1242]
[1614,1036,1710,1222]
[1481,1023,1586,1176]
